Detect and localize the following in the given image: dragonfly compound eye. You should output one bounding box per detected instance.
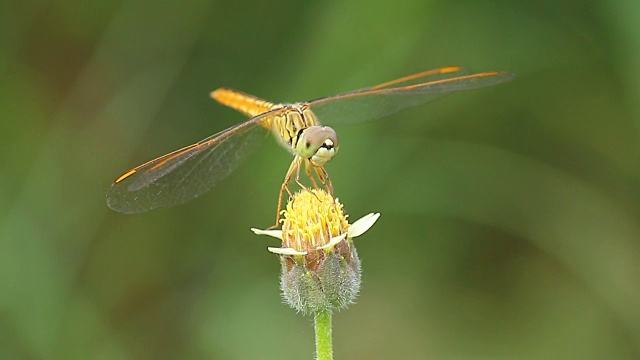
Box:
[296,126,339,166]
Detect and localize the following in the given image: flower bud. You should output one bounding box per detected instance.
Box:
[252,189,379,314]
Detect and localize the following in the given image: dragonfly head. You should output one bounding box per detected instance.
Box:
[296,126,339,166]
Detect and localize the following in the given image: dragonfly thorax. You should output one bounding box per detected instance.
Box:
[296,126,339,166]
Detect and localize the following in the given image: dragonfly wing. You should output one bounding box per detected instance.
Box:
[364,66,471,89]
[309,68,514,125]
[107,111,277,214]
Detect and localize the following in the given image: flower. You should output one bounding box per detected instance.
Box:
[252,189,380,314]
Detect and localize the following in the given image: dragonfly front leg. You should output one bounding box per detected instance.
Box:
[304,160,321,190]
[314,165,333,196]
[294,159,315,195]
[271,157,321,229]
[292,159,322,205]
[271,157,300,229]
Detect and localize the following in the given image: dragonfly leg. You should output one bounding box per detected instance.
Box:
[295,161,319,200]
[270,158,299,229]
[314,166,333,195]
[304,161,320,189]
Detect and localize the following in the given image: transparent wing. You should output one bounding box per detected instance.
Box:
[308,67,515,125]
[107,110,279,214]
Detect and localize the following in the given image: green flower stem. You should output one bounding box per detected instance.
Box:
[314,310,333,360]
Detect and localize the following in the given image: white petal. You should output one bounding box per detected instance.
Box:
[251,228,283,240]
[317,233,347,250]
[267,247,307,255]
[348,212,380,238]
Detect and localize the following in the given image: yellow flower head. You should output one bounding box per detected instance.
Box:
[281,189,349,253]
[252,189,380,314]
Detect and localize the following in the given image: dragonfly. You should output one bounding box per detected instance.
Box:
[107,66,514,218]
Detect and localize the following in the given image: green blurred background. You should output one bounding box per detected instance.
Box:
[2,0,640,359]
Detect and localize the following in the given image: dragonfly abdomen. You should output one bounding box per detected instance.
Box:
[211,88,277,118]
[210,87,323,156]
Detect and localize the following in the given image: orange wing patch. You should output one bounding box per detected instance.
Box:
[114,169,137,183]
